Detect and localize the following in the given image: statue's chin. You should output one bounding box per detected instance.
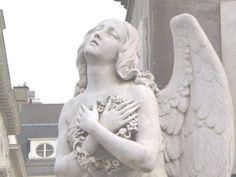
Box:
[84,45,99,59]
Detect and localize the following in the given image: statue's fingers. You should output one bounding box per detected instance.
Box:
[77,107,83,117]
[76,112,80,119]
[75,120,80,126]
[80,105,85,112]
[121,105,140,119]
[67,127,74,134]
[122,113,138,124]
[115,100,134,111]
[104,98,112,112]
[81,104,88,112]
[119,102,139,114]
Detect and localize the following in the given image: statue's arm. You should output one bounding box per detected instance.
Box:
[54,104,86,177]
[87,86,161,172]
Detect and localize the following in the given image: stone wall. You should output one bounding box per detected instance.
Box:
[126,0,221,89]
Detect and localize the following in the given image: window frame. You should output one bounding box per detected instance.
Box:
[28,138,57,160]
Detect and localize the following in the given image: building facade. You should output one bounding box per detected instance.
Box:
[0,10,27,177]
[115,0,236,176]
[14,86,63,177]
[18,103,63,177]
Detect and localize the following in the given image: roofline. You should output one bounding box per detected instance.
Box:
[0,10,21,135]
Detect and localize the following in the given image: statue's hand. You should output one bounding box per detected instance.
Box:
[100,99,140,132]
[77,103,99,133]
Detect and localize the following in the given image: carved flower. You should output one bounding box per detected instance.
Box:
[124,131,132,139]
[76,129,86,135]
[97,104,105,113]
[127,123,136,131]
[128,119,138,128]
[129,118,138,125]
[127,124,133,131]
[117,128,127,135]
[98,98,106,106]
[112,159,121,167]
[75,146,81,153]
[104,160,112,170]
[115,96,124,104]
[80,135,85,141]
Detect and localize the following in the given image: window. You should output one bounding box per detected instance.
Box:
[36,143,54,158]
[28,138,57,160]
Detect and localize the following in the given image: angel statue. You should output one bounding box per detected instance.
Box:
[54,14,234,177]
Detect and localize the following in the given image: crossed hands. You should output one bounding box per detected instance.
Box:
[77,99,140,133]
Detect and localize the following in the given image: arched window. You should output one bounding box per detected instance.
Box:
[36,143,54,158]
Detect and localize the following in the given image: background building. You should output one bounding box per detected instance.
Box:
[14,86,63,177]
[0,10,27,177]
[115,0,236,176]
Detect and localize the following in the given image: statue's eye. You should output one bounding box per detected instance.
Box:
[110,32,118,39]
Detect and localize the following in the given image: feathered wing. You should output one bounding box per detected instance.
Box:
[158,14,234,177]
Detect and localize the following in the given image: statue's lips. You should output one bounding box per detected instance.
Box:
[90,40,99,46]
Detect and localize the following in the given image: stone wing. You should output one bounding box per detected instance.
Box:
[158,14,234,177]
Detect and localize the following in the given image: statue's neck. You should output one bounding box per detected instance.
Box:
[85,64,122,93]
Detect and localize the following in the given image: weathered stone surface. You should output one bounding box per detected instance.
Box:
[55,16,234,177]
[221,0,236,173]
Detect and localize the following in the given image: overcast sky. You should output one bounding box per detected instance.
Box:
[1,0,126,103]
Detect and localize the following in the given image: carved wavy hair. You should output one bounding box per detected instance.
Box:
[74,19,159,96]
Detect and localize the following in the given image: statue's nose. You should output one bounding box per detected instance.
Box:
[94,31,102,40]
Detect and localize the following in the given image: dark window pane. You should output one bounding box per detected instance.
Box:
[36,144,44,151]
[46,144,53,150]
[36,151,44,157]
[46,150,53,157]
[36,144,45,157]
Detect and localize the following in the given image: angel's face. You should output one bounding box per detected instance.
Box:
[84,20,127,64]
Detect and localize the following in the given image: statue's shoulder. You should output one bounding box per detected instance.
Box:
[63,95,80,110]
[59,94,84,123]
[129,83,156,103]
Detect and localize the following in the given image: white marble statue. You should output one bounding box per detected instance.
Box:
[54,14,234,177]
